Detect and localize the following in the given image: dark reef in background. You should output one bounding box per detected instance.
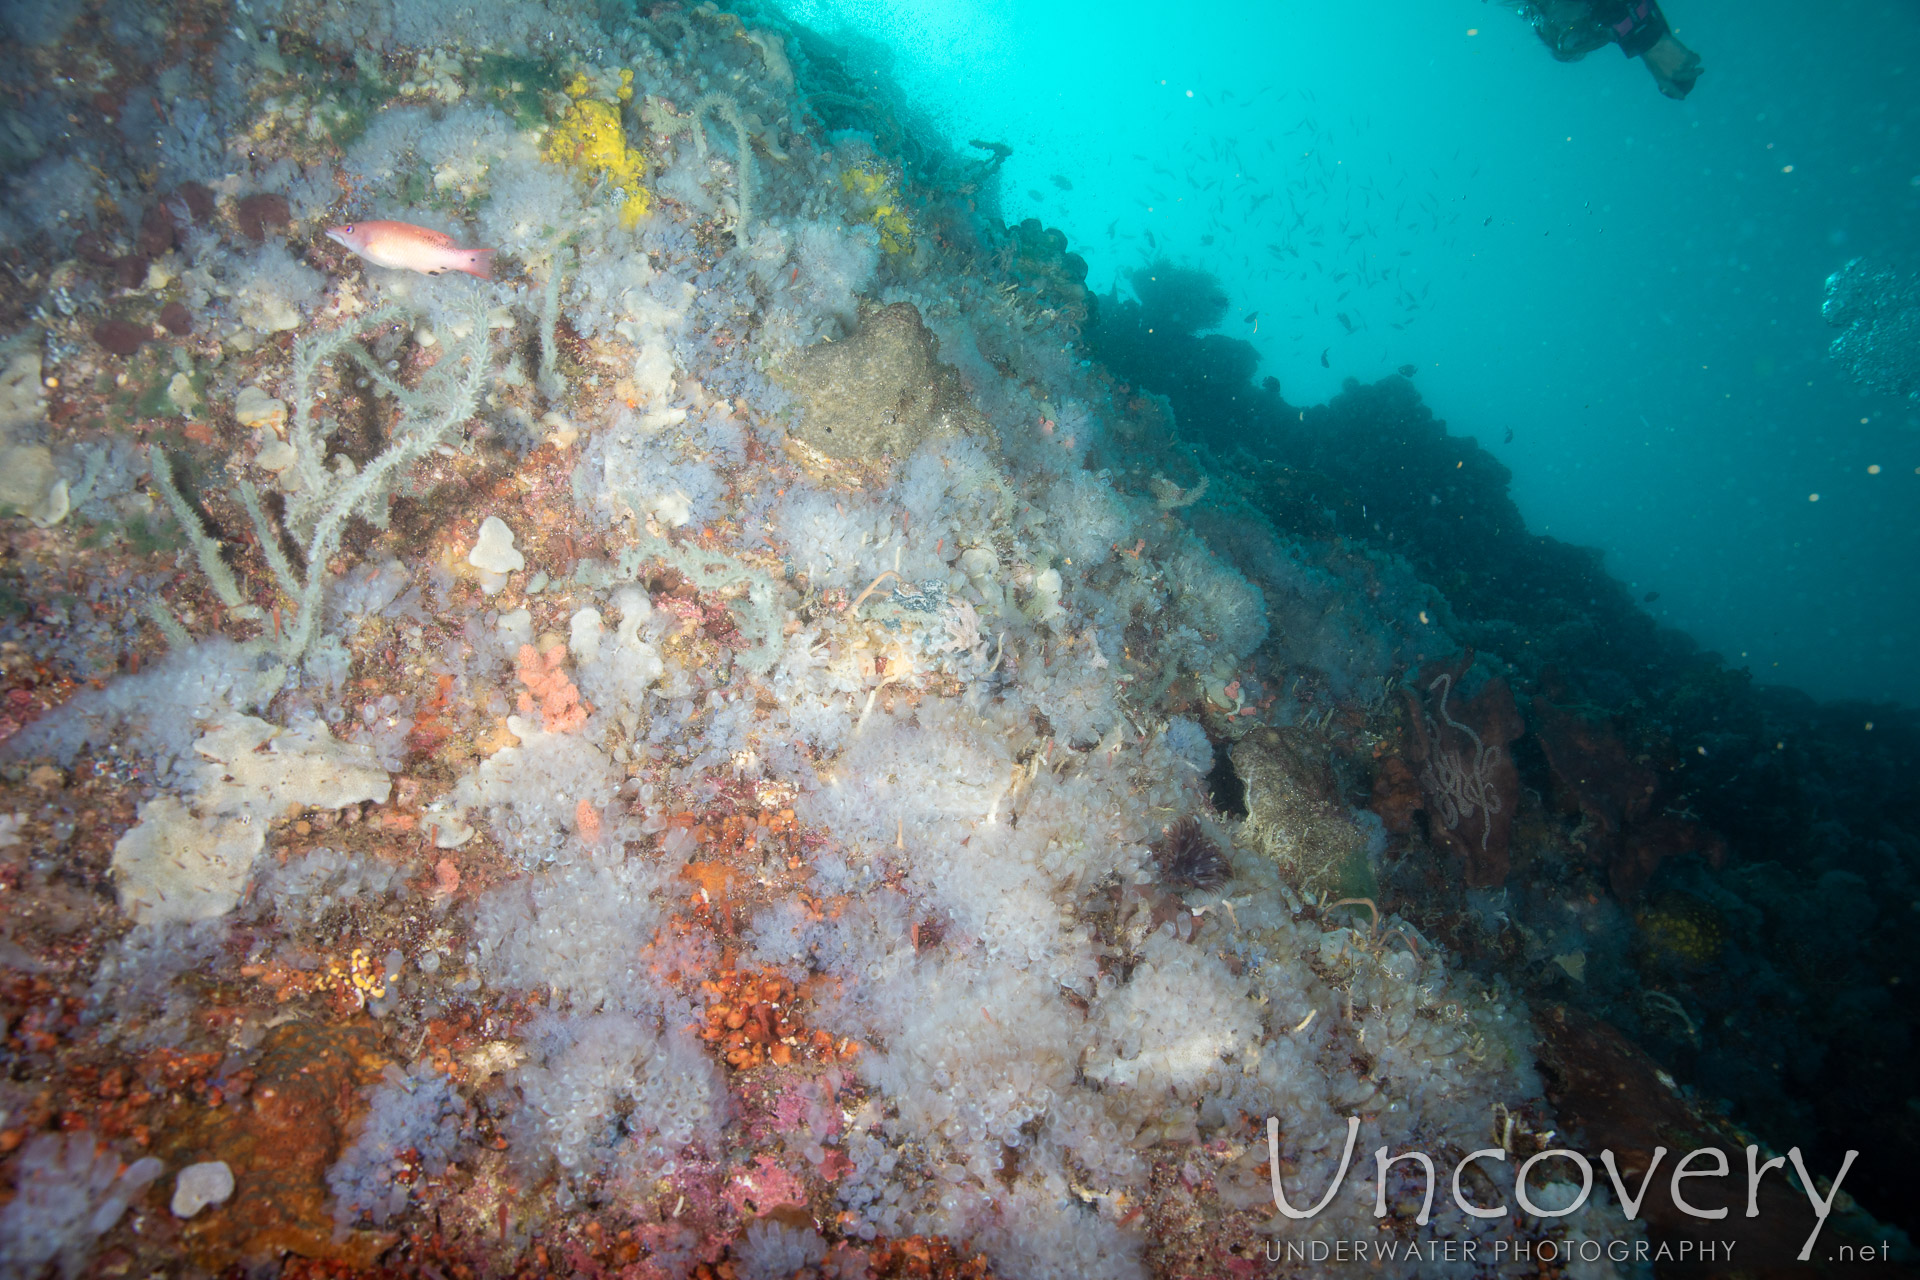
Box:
[1093,260,1920,1242]
[1090,263,1266,452]
[1092,259,1669,691]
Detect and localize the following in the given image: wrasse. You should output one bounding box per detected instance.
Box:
[325,221,494,279]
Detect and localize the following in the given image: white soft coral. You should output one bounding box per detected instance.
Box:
[0,1131,163,1280]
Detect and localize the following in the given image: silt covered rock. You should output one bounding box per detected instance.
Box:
[788,300,988,460]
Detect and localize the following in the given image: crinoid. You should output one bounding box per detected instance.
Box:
[1152,816,1231,892]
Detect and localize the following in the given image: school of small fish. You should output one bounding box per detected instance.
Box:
[1015,84,1485,381]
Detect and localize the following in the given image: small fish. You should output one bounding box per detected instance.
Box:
[1027,189,1045,201]
[1050,174,1073,190]
[1336,312,1353,333]
[1503,427,1515,444]
[1145,229,1157,248]
[1200,234,1215,246]
[1243,311,1259,324]
[1320,348,1330,368]
[1644,590,1661,603]
[326,221,493,279]
[1397,363,1416,377]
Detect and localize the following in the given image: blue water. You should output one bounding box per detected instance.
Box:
[782,0,1920,706]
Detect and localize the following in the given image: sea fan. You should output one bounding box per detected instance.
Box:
[1151,817,1230,891]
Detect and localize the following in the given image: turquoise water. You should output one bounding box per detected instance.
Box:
[784,0,1920,705]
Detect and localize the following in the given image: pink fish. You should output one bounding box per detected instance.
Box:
[324,220,494,279]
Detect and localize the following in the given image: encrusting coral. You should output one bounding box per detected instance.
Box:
[840,163,914,256]
[515,643,588,733]
[544,70,650,230]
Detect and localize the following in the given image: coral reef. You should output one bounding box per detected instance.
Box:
[840,163,915,255]
[1001,218,1089,321]
[1088,254,1919,1257]
[544,70,649,230]
[0,2,1910,1277]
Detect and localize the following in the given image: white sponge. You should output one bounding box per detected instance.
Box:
[467,516,525,593]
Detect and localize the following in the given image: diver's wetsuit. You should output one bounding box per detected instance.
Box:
[1530,0,1670,61]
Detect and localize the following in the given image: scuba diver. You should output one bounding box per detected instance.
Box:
[1517,0,1704,99]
